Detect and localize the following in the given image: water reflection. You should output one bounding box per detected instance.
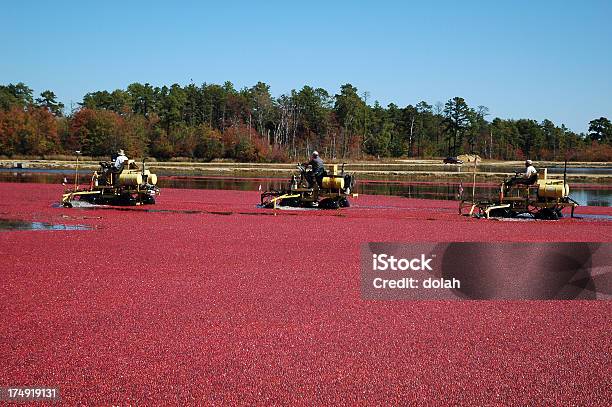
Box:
[0,218,92,231]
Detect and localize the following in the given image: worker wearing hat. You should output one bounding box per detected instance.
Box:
[114,149,128,171]
[524,160,537,180]
[506,159,538,188]
[303,151,325,188]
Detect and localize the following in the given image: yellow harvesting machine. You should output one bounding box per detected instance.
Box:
[261,163,357,209]
[460,168,578,220]
[61,159,160,207]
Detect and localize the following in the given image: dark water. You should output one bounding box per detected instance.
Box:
[0,169,610,207]
[0,218,92,231]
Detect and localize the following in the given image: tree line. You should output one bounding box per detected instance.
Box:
[1,81,611,161]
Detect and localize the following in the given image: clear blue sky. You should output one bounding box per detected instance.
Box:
[2,0,610,133]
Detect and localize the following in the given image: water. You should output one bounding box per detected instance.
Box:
[0,169,610,206]
[573,213,612,221]
[0,218,92,231]
[568,189,612,207]
[357,181,612,207]
[143,176,612,207]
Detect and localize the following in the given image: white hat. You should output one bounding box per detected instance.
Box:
[118,149,125,155]
[525,159,532,165]
[312,151,319,157]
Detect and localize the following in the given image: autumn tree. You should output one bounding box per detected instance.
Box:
[70,108,123,156]
[0,107,59,155]
[1,81,610,161]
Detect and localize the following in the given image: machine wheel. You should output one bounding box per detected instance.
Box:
[534,208,559,220]
[546,208,559,220]
[319,198,340,209]
[280,197,301,207]
[303,200,318,208]
[488,208,510,218]
[79,194,95,204]
[118,194,137,206]
[140,195,156,205]
[338,197,350,208]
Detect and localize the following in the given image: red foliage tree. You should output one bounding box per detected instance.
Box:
[0,107,59,156]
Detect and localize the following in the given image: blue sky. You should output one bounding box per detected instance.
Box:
[2,0,610,132]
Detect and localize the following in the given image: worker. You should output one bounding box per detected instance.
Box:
[114,149,128,171]
[90,171,99,188]
[304,151,325,188]
[506,159,538,188]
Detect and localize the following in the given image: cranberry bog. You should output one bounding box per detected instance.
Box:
[0,182,610,404]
